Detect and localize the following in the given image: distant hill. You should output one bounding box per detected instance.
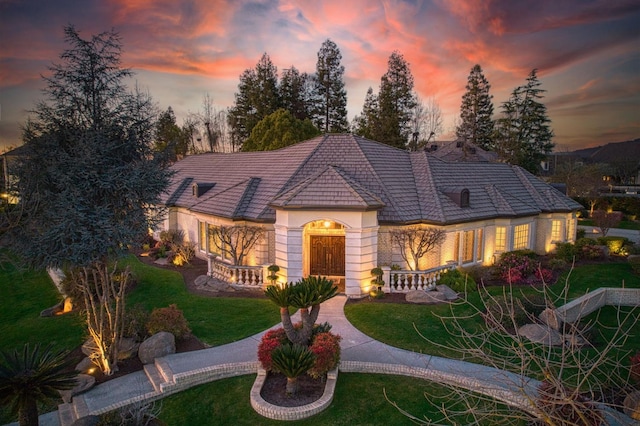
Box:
[566,138,640,163]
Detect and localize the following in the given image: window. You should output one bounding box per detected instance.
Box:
[476,229,483,261]
[460,189,470,207]
[551,220,562,242]
[198,221,207,251]
[513,224,529,250]
[567,218,576,241]
[495,226,506,252]
[463,230,474,263]
[208,224,222,256]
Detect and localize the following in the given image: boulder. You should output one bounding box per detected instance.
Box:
[75,357,95,374]
[60,374,96,403]
[138,331,175,364]
[539,308,561,331]
[518,324,563,346]
[117,337,140,360]
[405,290,447,304]
[81,338,98,357]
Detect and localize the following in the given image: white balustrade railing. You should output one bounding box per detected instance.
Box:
[209,258,264,288]
[387,264,456,293]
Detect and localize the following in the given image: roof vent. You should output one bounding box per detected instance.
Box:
[430,144,438,151]
[192,182,215,198]
[456,141,464,148]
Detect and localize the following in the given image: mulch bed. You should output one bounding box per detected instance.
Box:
[260,372,325,407]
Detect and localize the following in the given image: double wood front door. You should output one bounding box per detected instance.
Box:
[310,236,345,276]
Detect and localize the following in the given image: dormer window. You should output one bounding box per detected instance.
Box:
[443,187,470,208]
[192,182,215,198]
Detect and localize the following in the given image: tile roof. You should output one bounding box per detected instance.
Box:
[163,134,582,225]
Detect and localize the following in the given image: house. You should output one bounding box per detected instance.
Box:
[160,134,582,296]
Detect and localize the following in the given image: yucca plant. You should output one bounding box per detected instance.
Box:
[270,343,316,395]
[0,344,77,426]
[264,276,337,346]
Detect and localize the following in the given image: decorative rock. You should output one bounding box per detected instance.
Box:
[71,415,100,426]
[623,391,640,420]
[75,357,95,374]
[435,285,459,301]
[405,290,447,304]
[138,331,175,364]
[60,374,96,403]
[40,301,64,317]
[518,324,563,346]
[117,337,140,360]
[194,275,210,287]
[81,338,98,357]
[539,308,561,331]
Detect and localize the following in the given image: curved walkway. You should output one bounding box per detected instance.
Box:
[40,295,634,425]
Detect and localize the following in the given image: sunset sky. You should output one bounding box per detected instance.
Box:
[0,0,638,152]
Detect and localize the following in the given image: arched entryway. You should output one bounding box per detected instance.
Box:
[304,220,346,292]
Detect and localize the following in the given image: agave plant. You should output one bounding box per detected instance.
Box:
[270,343,316,395]
[264,276,337,346]
[0,343,77,426]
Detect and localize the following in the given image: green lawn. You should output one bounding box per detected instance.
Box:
[158,373,514,426]
[578,219,640,230]
[345,262,640,359]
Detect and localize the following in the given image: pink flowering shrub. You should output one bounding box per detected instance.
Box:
[307,331,341,379]
[529,268,554,285]
[497,251,535,285]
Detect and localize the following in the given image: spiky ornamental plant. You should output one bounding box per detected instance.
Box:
[0,344,77,426]
[264,276,338,346]
[270,344,317,395]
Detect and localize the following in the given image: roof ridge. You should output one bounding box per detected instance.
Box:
[232,177,261,219]
[512,166,550,209]
[330,166,385,206]
[275,134,329,196]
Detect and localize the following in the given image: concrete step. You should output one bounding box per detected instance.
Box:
[57,402,76,426]
[72,394,90,421]
[154,358,175,385]
[143,364,166,393]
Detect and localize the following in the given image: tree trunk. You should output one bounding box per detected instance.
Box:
[286,376,299,395]
[18,398,39,426]
[280,307,303,345]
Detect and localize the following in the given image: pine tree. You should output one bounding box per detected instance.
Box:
[456,64,495,150]
[280,66,312,121]
[312,39,348,133]
[228,53,280,148]
[376,51,417,149]
[353,87,379,139]
[495,69,554,174]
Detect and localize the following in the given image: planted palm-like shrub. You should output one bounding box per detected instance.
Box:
[264,276,337,346]
[270,344,316,395]
[0,344,78,426]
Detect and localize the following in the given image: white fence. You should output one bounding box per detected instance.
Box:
[384,264,457,293]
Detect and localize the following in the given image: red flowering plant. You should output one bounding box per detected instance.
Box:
[496,251,535,285]
[527,267,554,286]
[307,331,342,379]
[257,327,289,371]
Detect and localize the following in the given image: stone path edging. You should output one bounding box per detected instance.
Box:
[250,367,338,421]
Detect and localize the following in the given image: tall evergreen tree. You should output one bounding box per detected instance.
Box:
[353,87,379,139]
[10,26,171,375]
[375,51,417,149]
[456,64,495,150]
[228,53,280,148]
[280,66,312,121]
[154,106,189,161]
[312,39,348,133]
[494,69,554,174]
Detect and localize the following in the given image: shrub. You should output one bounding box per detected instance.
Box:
[257,327,289,371]
[548,258,567,271]
[146,304,191,339]
[123,304,150,341]
[576,228,586,239]
[307,331,341,379]
[529,268,554,286]
[596,236,629,255]
[438,268,477,292]
[496,250,537,285]
[172,242,196,266]
[554,242,576,263]
[536,381,604,426]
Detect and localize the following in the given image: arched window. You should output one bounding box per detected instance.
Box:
[460,189,470,207]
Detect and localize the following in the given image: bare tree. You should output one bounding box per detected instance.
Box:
[72,263,129,375]
[591,210,622,237]
[391,271,638,425]
[389,226,446,270]
[208,225,264,266]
